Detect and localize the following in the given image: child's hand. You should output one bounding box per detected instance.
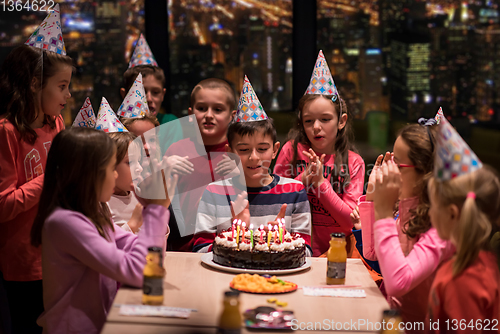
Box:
[134,159,178,209]
[166,155,194,176]
[264,203,287,231]
[230,191,250,224]
[366,152,391,201]
[373,161,401,221]
[301,149,325,188]
[214,154,239,177]
[127,203,144,233]
[350,205,361,230]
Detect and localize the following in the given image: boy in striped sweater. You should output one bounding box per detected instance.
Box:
[193,77,312,255]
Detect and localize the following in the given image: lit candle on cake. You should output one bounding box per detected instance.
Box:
[259,224,264,242]
[267,224,272,247]
[281,218,286,234]
[249,224,254,248]
[274,225,279,243]
[242,222,246,241]
[279,221,283,243]
[236,220,241,244]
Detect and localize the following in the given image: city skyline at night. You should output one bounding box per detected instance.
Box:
[0,0,499,124]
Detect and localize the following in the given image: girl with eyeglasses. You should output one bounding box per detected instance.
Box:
[356,123,455,330]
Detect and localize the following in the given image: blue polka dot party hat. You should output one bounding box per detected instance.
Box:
[435,115,482,181]
[128,34,158,68]
[25,4,66,55]
[234,75,268,123]
[304,50,339,101]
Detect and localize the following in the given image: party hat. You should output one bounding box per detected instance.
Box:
[128,34,158,68]
[434,116,482,181]
[435,107,444,124]
[304,50,339,99]
[95,97,128,133]
[234,75,268,122]
[117,73,149,118]
[72,97,96,128]
[25,4,66,55]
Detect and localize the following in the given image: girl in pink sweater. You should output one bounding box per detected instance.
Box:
[0,43,73,332]
[360,122,454,328]
[30,127,177,334]
[274,94,364,257]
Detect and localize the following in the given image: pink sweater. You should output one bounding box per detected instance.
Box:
[38,205,169,334]
[0,116,64,281]
[274,141,365,256]
[359,196,454,327]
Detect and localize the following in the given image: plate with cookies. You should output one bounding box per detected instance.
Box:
[229,274,298,294]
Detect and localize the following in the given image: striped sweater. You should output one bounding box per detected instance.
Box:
[193,174,312,255]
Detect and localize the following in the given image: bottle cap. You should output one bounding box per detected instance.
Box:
[147,246,162,253]
[383,309,401,317]
[225,290,240,297]
[330,232,345,239]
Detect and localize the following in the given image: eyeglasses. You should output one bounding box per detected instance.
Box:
[397,164,416,168]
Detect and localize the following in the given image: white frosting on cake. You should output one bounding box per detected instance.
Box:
[292,237,305,248]
[283,240,295,250]
[255,242,269,251]
[284,232,292,239]
[238,242,252,251]
[270,242,285,252]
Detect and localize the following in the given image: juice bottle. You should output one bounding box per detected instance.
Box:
[217,290,242,334]
[142,246,165,305]
[379,309,404,333]
[326,232,347,285]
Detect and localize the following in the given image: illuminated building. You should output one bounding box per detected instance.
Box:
[359,48,383,118]
[389,32,431,121]
[474,27,500,122]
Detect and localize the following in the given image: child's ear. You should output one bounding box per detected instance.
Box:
[120,88,126,99]
[188,107,194,115]
[338,113,348,130]
[31,77,40,93]
[449,204,460,223]
[161,88,166,99]
[225,143,232,153]
[231,109,237,118]
[272,141,281,159]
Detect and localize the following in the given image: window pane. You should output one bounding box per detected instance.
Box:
[168,0,293,115]
[0,1,145,126]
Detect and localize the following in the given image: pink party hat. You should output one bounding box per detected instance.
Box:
[304,50,339,99]
[72,97,96,128]
[117,73,149,118]
[435,107,444,124]
[25,4,66,55]
[234,75,268,122]
[128,34,158,68]
[95,97,128,133]
[434,116,482,181]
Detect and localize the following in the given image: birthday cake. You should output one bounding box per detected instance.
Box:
[212,229,306,270]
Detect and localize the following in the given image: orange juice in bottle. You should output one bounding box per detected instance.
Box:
[142,247,165,305]
[326,232,347,285]
[217,290,242,334]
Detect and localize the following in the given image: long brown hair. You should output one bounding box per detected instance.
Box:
[287,95,353,193]
[0,45,74,144]
[108,132,138,163]
[429,166,500,276]
[398,123,437,238]
[31,127,116,247]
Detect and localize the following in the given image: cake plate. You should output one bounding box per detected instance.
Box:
[200,252,311,275]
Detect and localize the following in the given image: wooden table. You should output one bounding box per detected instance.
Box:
[102,252,389,333]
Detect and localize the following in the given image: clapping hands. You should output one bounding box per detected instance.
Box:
[301,148,326,188]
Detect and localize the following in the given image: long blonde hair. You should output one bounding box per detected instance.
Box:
[429,166,500,276]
